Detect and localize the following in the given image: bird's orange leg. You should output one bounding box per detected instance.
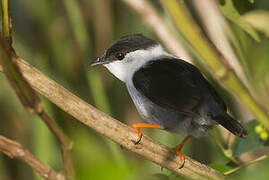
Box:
[131,123,165,144]
[174,135,191,168]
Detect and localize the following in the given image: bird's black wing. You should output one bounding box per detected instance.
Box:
[132,58,226,115]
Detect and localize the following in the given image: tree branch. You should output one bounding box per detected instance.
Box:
[0,135,65,180]
[0,57,224,180]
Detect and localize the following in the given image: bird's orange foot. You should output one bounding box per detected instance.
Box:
[131,123,164,144]
[174,135,191,169]
[174,147,185,169]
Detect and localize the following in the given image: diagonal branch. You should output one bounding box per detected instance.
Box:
[0,135,65,180]
[0,57,225,180]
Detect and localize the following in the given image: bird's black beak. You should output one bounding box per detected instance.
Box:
[91,55,110,66]
[91,57,102,66]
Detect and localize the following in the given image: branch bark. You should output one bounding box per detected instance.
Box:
[0,135,65,180]
[0,57,225,180]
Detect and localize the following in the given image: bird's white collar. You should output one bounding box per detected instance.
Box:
[104,45,172,82]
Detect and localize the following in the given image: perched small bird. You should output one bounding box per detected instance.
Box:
[91,34,248,167]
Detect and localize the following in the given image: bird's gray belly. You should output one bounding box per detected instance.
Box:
[126,83,215,137]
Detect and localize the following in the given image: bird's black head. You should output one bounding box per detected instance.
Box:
[91,34,158,66]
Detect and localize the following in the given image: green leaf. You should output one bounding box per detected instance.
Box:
[209,164,233,173]
[241,10,269,36]
[248,0,254,3]
[231,120,268,157]
[219,0,260,42]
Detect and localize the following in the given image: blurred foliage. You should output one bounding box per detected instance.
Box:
[232,120,269,157]
[220,0,260,41]
[209,163,233,173]
[0,0,269,180]
[241,10,269,36]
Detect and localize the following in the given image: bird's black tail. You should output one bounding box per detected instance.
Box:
[214,113,248,139]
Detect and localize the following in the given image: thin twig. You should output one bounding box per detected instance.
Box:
[1,0,11,43]
[224,154,268,175]
[0,135,65,180]
[209,131,239,165]
[0,57,225,180]
[38,111,74,180]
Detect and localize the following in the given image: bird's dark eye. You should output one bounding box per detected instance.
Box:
[115,52,125,60]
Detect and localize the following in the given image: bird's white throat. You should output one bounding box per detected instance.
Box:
[104,45,172,82]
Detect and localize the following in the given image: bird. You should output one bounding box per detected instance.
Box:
[91,33,248,167]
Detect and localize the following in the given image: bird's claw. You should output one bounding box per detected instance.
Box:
[134,133,143,144]
[178,156,185,169]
